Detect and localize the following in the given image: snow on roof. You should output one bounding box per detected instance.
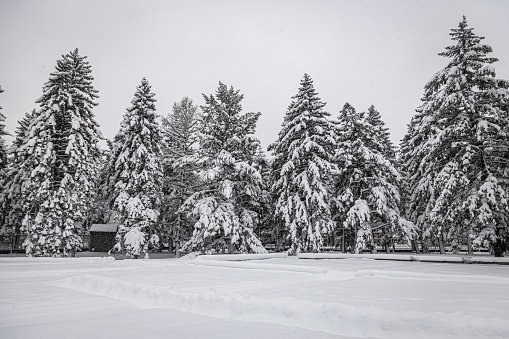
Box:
[89,224,118,233]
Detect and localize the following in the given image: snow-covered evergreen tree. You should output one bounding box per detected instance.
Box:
[251,149,274,245]
[365,105,410,252]
[270,74,337,254]
[161,97,200,256]
[0,85,7,240]
[399,106,436,253]
[401,17,509,256]
[0,110,36,245]
[333,103,414,253]
[181,82,266,254]
[104,78,163,258]
[0,85,7,173]
[18,49,103,256]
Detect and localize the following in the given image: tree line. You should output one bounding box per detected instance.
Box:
[0,17,508,257]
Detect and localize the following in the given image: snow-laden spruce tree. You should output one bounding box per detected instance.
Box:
[160,97,200,256]
[399,107,436,253]
[251,148,274,245]
[17,49,103,256]
[0,110,36,245]
[333,103,414,253]
[270,74,337,254]
[365,105,420,252]
[0,85,10,243]
[104,78,163,258]
[181,82,266,254]
[401,17,509,256]
[0,85,7,173]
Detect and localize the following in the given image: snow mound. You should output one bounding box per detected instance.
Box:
[355,270,509,284]
[298,253,413,261]
[196,253,288,261]
[180,252,199,260]
[470,257,509,264]
[412,255,464,263]
[53,274,509,338]
[299,253,509,264]
[0,256,115,262]
[192,259,328,274]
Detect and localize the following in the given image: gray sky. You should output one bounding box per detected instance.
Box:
[1,0,508,151]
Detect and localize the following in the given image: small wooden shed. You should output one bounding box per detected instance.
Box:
[89,224,118,252]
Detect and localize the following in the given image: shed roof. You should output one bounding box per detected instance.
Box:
[89,224,118,233]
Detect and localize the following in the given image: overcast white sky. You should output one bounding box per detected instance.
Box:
[1,0,508,151]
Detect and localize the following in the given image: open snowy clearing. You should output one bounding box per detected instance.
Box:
[1,255,509,338]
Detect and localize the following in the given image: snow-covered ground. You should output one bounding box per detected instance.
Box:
[1,255,509,338]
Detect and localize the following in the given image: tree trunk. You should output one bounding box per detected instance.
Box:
[342,227,345,253]
[175,241,180,258]
[354,224,358,254]
[370,236,377,254]
[411,239,421,254]
[466,235,473,256]
[174,213,181,258]
[422,240,430,254]
[494,238,506,257]
[383,229,390,253]
[438,234,446,254]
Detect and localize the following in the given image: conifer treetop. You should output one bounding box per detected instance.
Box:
[165,97,199,148]
[284,73,328,124]
[439,16,496,64]
[129,77,156,109]
[423,16,505,106]
[273,74,334,160]
[200,82,261,161]
[37,48,99,109]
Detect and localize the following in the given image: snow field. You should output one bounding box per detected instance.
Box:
[53,272,507,338]
[2,256,509,338]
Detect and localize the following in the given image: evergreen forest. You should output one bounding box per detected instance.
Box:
[0,17,508,257]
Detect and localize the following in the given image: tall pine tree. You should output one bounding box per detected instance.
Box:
[401,17,509,256]
[333,103,413,253]
[18,49,103,256]
[270,74,337,254]
[104,78,163,258]
[0,85,7,173]
[0,85,11,244]
[0,110,37,246]
[181,82,266,254]
[160,97,200,256]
